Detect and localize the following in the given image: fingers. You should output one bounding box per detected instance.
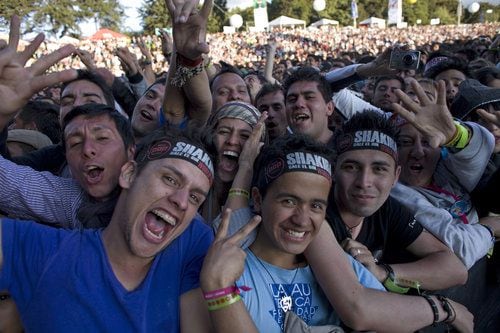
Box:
[30,69,78,94]
[214,208,232,242]
[29,44,75,75]
[177,0,200,24]
[8,15,20,52]
[200,0,213,19]
[408,78,431,106]
[18,33,45,66]
[476,108,500,126]
[391,103,416,123]
[229,215,261,245]
[436,80,447,106]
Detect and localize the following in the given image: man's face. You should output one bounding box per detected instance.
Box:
[254,172,330,257]
[286,81,333,143]
[60,80,107,124]
[398,124,441,187]
[118,158,210,259]
[131,83,166,138]
[64,114,133,201]
[435,69,467,107]
[256,91,287,140]
[211,73,251,112]
[213,118,252,183]
[361,78,375,103]
[334,149,400,219]
[405,82,437,105]
[372,79,402,112]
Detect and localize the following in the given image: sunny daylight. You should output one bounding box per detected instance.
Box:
[0,0,499,332]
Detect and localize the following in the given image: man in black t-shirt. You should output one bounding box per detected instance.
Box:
[326,111,467,292]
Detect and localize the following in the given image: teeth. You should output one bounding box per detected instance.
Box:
[294,114,308,121]
[287,229,305,238]
[223,151,239,158]
[145,227,165,239]
[87,165,101,171]
[151,209,176,226]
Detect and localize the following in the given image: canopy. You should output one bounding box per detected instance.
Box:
[268,15,306,29]
[310,18,339,28]
[359,17,386,28]
[88,28,128,41]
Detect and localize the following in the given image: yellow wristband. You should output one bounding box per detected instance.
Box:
[444,122,469,149]
[206,293,242,311]
[228,188,250,199]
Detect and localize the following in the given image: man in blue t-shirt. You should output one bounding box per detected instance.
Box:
[0,127,216,332]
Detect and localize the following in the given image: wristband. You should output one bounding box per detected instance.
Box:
[206,293,242,311]
[436,295,456,324]
[228,188,250,199]
[422,294,439,325]
[444,121,469,149]
[380,263,414,294]
[177,53,203,67]
[203,285,251,300]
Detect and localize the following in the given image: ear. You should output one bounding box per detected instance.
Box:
[251,187,262,213]
[393,165,401,186]
[127,144,136,160]
[326,100,334,116]
[119,161,137,189]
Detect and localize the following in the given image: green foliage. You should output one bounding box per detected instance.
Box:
[138,0,171,35]
[0,0,123,37]
[208,0,228,33]
[433,6,455,25]
[268,0,312,22]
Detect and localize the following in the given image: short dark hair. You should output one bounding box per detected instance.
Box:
[472,66,500,86]
[374,76,406,92]
[424,56,469,79]
[283,67,332,103]
[252,134,333,198]
[62,103,134,150]
[134,124,216,176]
[209,65,244,91]
[17,101,61,143]
[254,83,284,105]
[61,70,115,107]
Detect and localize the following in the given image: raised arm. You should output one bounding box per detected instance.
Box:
[0,16,77,131]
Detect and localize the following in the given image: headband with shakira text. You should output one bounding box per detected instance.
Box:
[256,151,332,189]
[336,130,398,162]
[137,139,214,183]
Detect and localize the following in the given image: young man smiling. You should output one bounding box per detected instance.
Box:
[0,127,217,332]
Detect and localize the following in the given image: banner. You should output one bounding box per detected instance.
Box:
[351,0,358,19]
[387,0,402,25]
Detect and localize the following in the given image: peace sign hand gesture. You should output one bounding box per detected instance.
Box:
[200,209,261,292]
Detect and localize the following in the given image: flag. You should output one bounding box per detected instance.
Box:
[351,0,358,19]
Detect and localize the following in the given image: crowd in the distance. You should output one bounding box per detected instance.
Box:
[0,0,499,332]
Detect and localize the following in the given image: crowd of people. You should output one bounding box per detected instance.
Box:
[0,0,500,331]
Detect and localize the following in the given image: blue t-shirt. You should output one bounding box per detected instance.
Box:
[0,217,213,332]
[237,250,385,333]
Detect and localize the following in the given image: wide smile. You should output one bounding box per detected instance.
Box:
[218,150,240,173]
[292,113,310,123]
[140,109,155,122]
[143,208,178,244]
[282,227,308,242]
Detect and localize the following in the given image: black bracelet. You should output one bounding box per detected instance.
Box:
[436,295,456,324]
[422,294,439,326]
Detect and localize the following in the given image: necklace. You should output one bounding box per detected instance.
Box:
[344,220,363,238]
[248,249,300,313]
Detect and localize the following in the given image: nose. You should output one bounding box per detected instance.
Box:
[169,187,189,211]
[410,140,425,159]
[290,205,308,226]
[225,131,239,146]
[294,95,306,109]
[82,139,97,158]
[228,90,242,102]
[355,167,374,189]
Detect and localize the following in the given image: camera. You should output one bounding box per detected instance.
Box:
[389,49,421,70]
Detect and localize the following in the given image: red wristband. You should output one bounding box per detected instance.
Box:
[203,285,251,300]
[177,53,203,67]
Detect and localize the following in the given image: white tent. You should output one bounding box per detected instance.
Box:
[310,18,339,28]
[359,17,386,28]
[268,15,306,29]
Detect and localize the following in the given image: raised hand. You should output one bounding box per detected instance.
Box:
[116,47,140,76]
[0,15,77,129]
[136,36,153,63]
[200,209,261,292]
[238,112,267,170]
[75,49,96,70]
[164,0,201,24]
[356,47,398,78]
[165,0,212,60]
[393,78,457,148]
[477,108,500,127]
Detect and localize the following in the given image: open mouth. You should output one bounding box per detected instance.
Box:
[144,209,177,243]
[409,164,424,172]
[140,110,154,121]
[293,114,310,122]
[219,150,240,173]
[85,165,104,184]
[286,229,305,238]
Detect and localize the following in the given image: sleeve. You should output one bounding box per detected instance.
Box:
[211,207,256,249]
[346,254,386,291]
[332,89,386,120]
[0,219,63,304]
[128,74,147,99]
[325,64,365,92]
[439,121,495,192]
[0,154,83,228]
[180,217,215,294]
[0,127,11,159]
[385,197,423,250]
[391,183,492,269]
[12,144,66,174]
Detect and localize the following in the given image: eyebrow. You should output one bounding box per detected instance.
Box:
[65,124,114,138]
[275,192,328,206]
[161,165,209,197]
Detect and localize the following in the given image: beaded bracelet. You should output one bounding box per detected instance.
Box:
[422,294,439,326]
[206,293,242,311]
[228,188,250,199]
[436,295,456,324]
[170,53,204,88]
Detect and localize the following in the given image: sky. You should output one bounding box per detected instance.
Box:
[80,0,499,36]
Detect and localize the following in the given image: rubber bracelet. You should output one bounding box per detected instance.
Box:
[206,293,242,311]
[422,294,439,325]
[444,121,462,147]
[454,123,470,149]
[228,188,250,199]
[203,286,238,300]
[380,263,411,294]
